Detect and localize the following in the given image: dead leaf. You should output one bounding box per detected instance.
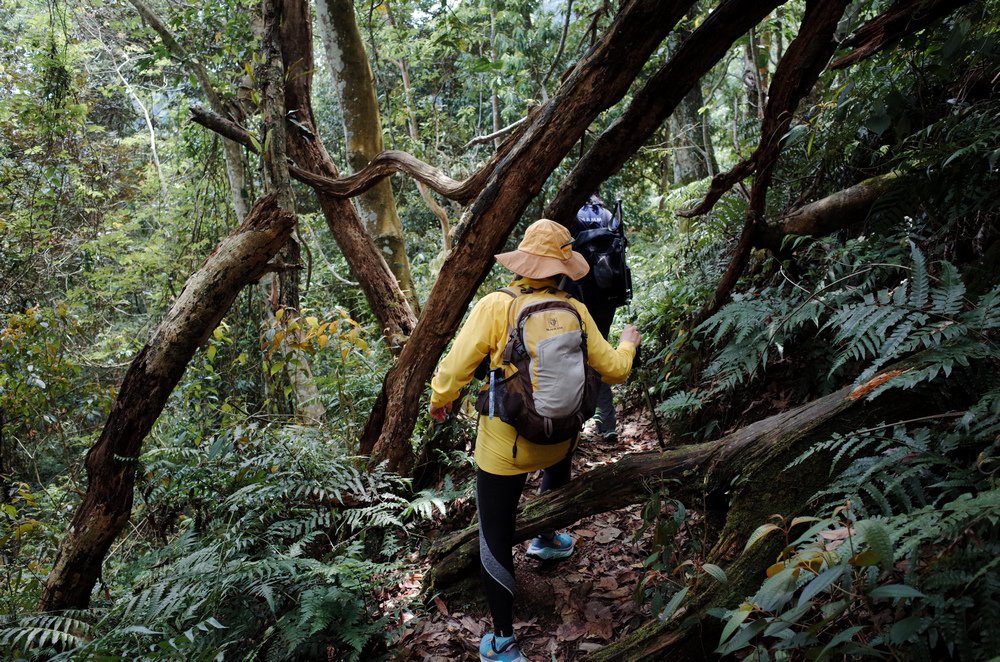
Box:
[820,527,855,541]
[597,576,619,591]
[584,600,612,622]
[461,616,481,636]
[587,617,614,640]
[595,527,622,544]
[576,528,597,538]
[556,621,587,642]
[433,596,449,617]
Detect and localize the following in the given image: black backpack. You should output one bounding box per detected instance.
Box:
[574,199,632,309]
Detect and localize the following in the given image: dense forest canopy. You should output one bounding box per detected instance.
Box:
[1,0,998,659]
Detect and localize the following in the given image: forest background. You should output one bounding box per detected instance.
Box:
[1,0,998,659]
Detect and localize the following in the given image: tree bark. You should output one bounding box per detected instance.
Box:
[315,0,420,311]
[277,0,417,350]
[360,0,699,472]
[545,0,786,225]
[756,171,905,250]
[689,0,849,325]
[40,196,294,611]
[260,0,326,424]
[830,0,976,70]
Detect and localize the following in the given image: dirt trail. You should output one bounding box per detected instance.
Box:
[394,410,669,661]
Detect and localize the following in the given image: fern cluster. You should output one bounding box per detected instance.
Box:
[714,375,1000,659]
[659,239,1000,436]
[0,424,458,661]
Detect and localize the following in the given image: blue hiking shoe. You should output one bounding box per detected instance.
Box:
[525,532,575,561]
[479,633,523,662]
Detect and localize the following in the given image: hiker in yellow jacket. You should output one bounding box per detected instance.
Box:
[429,219,640,662]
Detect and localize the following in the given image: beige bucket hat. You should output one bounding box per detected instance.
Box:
[495,219,591,281]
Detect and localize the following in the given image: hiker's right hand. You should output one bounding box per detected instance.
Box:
[622,324,641,347]
[429,401,453,422]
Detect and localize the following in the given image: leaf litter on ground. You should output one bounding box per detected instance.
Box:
[390,408,669,660]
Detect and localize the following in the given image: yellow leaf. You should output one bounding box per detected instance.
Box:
[317,334,329,349]
[850,550,880,567]
[305,316,319,328]
[207,345,217,362]
[766,562,785,578]
[213,327,224,341]
[275,308,285,321]
[15,520,39,539]
[341,347,349,361]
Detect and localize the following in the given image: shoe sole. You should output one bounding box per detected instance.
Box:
[524,547,574,561]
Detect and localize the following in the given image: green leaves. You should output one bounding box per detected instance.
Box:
[868,584,924,600]
[744,523,781,552]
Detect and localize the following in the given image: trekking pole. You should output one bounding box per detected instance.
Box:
[635,350,666,451]
[625,305,666,451]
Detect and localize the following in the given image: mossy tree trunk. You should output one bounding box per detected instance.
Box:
[40,196,294,611]
[315,0,421,313]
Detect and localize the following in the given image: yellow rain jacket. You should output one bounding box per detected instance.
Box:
[430,277,636,475]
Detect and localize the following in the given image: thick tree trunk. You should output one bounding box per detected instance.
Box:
[278,0,417,350]
[40,196,294,611]
[315,0,420,312]
[359,0,698,472]
[545,0,785,225]
[260,0,326,424]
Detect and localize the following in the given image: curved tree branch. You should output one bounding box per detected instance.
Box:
[189,104,516,206]
[676,158,756,218]
[691,0,850,324]
[830,0,975,70]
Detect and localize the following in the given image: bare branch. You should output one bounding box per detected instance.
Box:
[463,116,528,149]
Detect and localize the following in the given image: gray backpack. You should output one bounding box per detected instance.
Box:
[475,286,601,451]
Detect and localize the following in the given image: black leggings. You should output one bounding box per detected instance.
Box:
[476,454,572,637]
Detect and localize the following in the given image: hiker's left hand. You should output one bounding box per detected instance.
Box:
[429,401,453,422]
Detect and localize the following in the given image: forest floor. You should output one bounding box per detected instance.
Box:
[389,407,672,661]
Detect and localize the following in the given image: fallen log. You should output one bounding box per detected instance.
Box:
[424,359,922,593]
[756,170,906,250]
[585,380,962,660]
